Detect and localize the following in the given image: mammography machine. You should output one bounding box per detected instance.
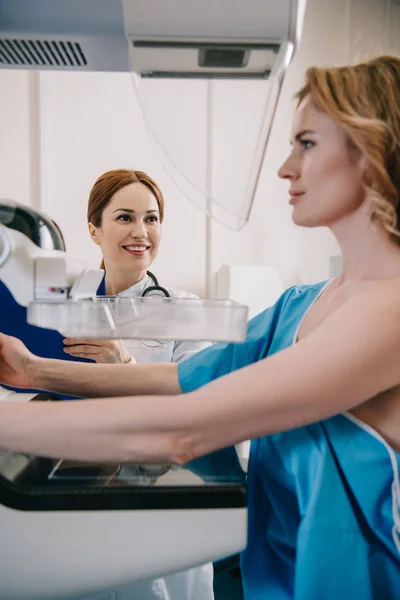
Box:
[0,1,306,597]
[0,204,248,600]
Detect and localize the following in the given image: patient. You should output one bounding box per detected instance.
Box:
[1,55,400,599]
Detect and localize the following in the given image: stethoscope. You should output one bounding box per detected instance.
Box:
[139,271,171,347]
[102,271,172,347]
[141,270,170,298]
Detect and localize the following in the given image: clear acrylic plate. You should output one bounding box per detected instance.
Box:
[27,296,248,342]
[45,461,243,486]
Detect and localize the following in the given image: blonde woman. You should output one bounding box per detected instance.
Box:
[2,55,400,599]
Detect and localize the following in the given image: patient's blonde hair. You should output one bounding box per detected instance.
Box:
[296,55,400,242]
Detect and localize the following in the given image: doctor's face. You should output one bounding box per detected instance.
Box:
[278,96,365,228]
[89,182,161,273]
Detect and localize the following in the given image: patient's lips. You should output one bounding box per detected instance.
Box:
[289,189,305,205]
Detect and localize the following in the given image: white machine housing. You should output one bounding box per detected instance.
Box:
[0,0,305,78]
[0,223,104,306]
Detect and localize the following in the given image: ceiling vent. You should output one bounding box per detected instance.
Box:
[0,39,87,68]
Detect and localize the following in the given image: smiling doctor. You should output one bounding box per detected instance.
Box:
[63,168,209,366]
[65,168,213,600]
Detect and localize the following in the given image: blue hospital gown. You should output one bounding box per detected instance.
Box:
[179,282,400,599]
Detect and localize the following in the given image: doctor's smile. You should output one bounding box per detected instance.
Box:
[122,243,152,256]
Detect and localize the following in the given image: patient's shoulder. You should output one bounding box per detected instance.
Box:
[314,277,400,358]
[351,277,400,316]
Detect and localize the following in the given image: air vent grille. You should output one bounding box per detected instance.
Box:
[0,39,87,68]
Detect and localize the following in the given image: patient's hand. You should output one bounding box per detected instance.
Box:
[0,333,36,389]
[63,338,132,364]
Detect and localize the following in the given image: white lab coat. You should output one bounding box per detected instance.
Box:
[83,274,214,600]
[116,275,210,365]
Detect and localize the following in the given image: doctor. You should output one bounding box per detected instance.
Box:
[63,168,207,366]
[65,169,213,600]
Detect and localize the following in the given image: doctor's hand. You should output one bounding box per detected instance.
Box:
[63,338,133,364]
[0,333,37,389]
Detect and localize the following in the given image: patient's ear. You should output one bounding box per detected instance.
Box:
[357,153,368,175]
[88,222,101,246]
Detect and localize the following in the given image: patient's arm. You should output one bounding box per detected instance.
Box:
[0,333,179,397]
[1,282,400,464]
[37,359,179,397]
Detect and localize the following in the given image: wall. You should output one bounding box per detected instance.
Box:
[0,71,33,207]
[37,72,208,295]
[1,0,400,297]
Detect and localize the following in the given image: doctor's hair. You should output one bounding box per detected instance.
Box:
[87,169,165,269]
[296,55,400,244]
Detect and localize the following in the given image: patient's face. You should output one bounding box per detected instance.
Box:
[278,96,365,229]
[89,182,161,274]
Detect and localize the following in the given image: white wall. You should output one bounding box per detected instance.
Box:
[37,72,208,295]
[0,71,33,207]
[1,0,400,297]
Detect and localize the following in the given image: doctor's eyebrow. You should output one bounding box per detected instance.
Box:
[112,208,159,214]
[290,129,316,144]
